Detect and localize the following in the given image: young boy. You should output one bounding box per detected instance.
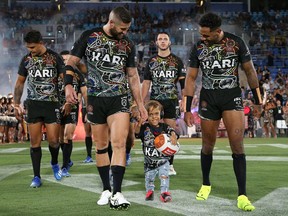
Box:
[135,100,178,202]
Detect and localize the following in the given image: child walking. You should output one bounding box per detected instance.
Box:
[135,100,178,202]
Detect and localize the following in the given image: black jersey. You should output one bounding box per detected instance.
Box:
[136,122,175,171]
[71,28,136,97]
[144,53,185,100]
[188,32,251,90]
[58,69,86,106]
[18,49,65,102]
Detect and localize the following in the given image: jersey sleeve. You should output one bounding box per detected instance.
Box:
[135,124,145,140]
[143,57,153,80]
[126,42,136,68]
[238,37,252,64]
[177,55,186,78]
[17,56,28,77]
[71,30,93,58]
[188,44,200,68]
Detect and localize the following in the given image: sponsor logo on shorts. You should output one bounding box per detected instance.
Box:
[201,100,208,111]
[234,97,243,110]
[87,105,93,115]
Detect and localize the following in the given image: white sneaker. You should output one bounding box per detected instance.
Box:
[110,192,131,210]
[97,190,112,205]
[169,165,177,176]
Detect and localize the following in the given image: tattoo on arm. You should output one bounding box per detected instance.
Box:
[14,83,24,104]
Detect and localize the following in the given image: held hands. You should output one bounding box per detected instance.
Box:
[130,105,139,121]
[133,104,148,134]
[138,104,148,122]
[184,112,194,127]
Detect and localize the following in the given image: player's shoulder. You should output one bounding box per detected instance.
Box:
[46,48,61,57]
[21,52,31,62]
[170,53,183,60]
[147,55,158,63]
[223,31,243,42]
[80,27,103,38]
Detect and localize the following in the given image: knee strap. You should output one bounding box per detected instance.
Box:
[96,148,108,154]
[232,153,246,159]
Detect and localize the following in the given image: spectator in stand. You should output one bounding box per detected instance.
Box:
[262,94,277,138]
[262,79,270,92]
[274,99,285,135]
[262,66,270,80]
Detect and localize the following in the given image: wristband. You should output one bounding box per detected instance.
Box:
[183,96,193,112]
[64,74,74,86]
[251,88,262,105]
[65,65,75,73]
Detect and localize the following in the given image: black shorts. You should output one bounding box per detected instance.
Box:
[26,100,61,124]
[198,88,243,120]
[60,107,79,125]
[156,99,179,119]
[87,94,130,124]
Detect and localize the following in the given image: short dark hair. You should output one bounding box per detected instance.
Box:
[112,6,132,24]
[156,32,170,40]
[24,30,43,43]
[199,12,222,31]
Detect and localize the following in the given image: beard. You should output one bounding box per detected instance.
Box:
[157,44,170,51]
[110,27,124,40]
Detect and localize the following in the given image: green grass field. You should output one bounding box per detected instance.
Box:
[0,137,287,216]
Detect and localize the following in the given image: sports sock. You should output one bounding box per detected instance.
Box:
[60,143,64,151]
[85,136,92,157]
[111,165,125,195]
[232,153,246,196]
[62,143,69,169]
[201,151,213,186]
[49,145,60,165]
[97,165,111,192]
[67,139,73,162]
[30,147,42,178]
[108,141,113,162]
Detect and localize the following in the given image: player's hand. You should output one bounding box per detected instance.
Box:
[130,105,139,120]
[138,104,148,122]
[62,103,72,116]
[14,105,24,121]
[184,112,194,127]
[65,85,78,104]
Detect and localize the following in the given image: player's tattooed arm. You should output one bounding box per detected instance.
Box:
[13,75,26,105]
